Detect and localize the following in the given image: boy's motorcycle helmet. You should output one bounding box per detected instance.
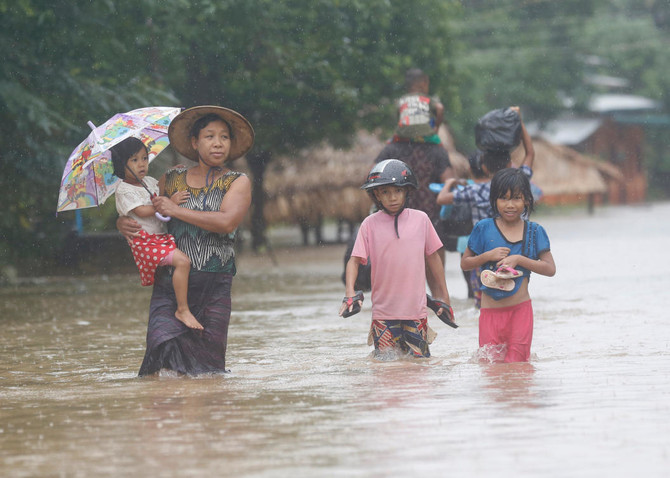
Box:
[361,159,418,191]
[361,159,417,238]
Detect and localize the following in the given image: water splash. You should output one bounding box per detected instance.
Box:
[473,343,508,363]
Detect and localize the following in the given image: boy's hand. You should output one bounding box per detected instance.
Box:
[170,190,189,205]
[339,291,364,317]
[426,295,457,328]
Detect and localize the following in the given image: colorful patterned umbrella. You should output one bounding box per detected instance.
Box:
[57,106,181,213]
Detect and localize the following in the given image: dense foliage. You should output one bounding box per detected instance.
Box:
[0,1,179,272]
[143,0,460,247]
[1,0,669,272]
[453,0,670,195]
[0,0,459,266]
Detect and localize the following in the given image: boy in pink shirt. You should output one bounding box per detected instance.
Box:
[340,160,455,358]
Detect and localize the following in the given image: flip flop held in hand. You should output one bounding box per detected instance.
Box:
[426,294,457,328]
[340,291,364,317]
[480,267,520,291]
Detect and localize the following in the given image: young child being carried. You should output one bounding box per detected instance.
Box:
[339,159,454,359]
[437,106,535,308]
[111,137,203,330]
[461,168,556,363]
[394,68,445,144]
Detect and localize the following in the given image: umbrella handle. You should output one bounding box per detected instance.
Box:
[150,193,170,221]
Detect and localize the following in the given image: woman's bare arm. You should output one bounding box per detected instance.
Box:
[152,175,252,234]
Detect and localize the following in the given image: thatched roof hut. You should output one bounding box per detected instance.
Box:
[510,138,624,206]
[261,130,380,228]
[260,126,470,231]
[156,130,619,233]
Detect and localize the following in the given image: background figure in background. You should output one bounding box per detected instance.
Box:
[435,149,486,298]
[375,68,454,291]
[340,160,453,359]
[395,68,445,143]
[437,106,534,308]
[461,168,555,363]
[111,137,202,331]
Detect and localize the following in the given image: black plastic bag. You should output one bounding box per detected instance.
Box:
[436,204,473,252]
[444,203,473,237]
[475,108,521,152]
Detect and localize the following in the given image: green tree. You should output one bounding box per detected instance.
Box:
[1,0,462,269]
[452,0,601,151]
[146,0,460,249]
[451,0,670,197]
[0,0,176,271]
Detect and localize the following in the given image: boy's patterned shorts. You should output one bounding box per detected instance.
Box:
[370,318,431,358]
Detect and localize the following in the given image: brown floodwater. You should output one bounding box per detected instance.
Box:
[1,203,670,477]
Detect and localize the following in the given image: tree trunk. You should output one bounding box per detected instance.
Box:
[246,150,272,250]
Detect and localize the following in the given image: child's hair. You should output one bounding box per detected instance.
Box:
[111,137,147,179]
[404,68,428,90]
[481,149,511,176]
[468,150,486,179]
[489,168,534,216]
[190,113,234,141]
